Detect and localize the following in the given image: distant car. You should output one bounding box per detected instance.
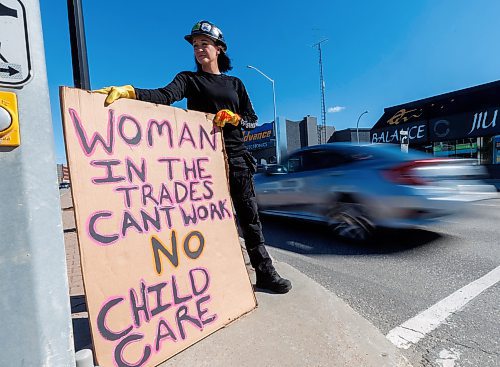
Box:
[256,163,279,174]
[59,182,71,189]
[256,164,268,174]
[254,143,497,242]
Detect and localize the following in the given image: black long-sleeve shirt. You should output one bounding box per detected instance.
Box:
[134,71,258,157]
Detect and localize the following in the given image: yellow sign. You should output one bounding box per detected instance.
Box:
[243,129,272,142]
[387,108,423,125]
[0,91,20,147]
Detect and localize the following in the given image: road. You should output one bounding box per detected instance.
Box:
[261,198,500,367]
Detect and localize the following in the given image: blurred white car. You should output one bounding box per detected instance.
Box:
[254,143,497,242]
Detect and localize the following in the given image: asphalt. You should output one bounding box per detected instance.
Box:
[485,178,500,191]
[61,189,412,367]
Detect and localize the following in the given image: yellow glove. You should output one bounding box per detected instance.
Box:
[93,85,136,106]
[213,109,241,128]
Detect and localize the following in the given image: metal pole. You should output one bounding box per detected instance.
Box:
[270,79,279,163]
[356,110,368,144]
[0,0,75,366]
[67,0,91,89]
[247,65,280,163]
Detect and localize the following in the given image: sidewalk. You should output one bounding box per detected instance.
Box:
[61,189,412,367]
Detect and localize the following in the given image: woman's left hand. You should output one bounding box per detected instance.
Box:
[213,109,241,127]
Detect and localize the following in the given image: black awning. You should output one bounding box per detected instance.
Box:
[371,80,500,143]
[429,108,499,141]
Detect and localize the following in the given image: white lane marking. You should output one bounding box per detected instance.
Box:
[436,348,461,367]
[386,265,500,349]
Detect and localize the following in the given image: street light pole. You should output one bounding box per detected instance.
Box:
[67,0,91,89]
[356,110,369,144]
[247,65,280,164]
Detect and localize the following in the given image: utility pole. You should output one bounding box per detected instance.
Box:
[67,0,90,89]
[0,0,75,365]
[313,39,328,144]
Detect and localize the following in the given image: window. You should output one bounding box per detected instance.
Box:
[301,150,349,170]
[286,154,303,173]
[433,139,479,159]
[285,149,352,173]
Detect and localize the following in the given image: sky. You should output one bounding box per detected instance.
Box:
[39,0,500,163]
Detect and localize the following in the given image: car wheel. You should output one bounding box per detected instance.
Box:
[328,201,374,243]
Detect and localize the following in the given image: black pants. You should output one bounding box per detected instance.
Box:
[228,153,272,272]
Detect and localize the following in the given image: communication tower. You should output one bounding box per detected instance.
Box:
[313,39,328,143]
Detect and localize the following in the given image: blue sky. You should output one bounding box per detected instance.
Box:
[40,0,500,163]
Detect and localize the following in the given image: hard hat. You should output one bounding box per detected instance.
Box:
[184,20,227,51]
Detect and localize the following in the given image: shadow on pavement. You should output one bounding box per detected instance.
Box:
[260,215,446,256]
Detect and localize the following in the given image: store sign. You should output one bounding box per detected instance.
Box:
[386,108,423,125]
[243,122,275,150]
[371,121,427,144]
[468,109,497,135]
[246,141,275,151]
[429,107,500,141]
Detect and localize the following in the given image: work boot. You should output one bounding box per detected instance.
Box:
[255,267,292,294]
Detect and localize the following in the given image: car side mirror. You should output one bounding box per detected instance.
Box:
[266,165,287,175]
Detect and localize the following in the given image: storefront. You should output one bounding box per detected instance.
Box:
[370,80,500,169]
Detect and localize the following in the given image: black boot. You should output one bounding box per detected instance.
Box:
[255,266,292,294]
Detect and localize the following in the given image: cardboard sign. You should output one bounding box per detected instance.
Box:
[60,87,256,367]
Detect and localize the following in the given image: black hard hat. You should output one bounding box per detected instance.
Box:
[184,20,227,51]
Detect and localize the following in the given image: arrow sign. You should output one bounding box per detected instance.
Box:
[0,65,19,76]
[0,3,18,17]
[0,1,32,86]
[0,42,9,62]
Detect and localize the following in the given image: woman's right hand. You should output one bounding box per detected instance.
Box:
[93,85,136,106]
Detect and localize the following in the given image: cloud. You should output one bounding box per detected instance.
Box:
[328,106,346,113]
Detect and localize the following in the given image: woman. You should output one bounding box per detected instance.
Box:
[96,20,291,294]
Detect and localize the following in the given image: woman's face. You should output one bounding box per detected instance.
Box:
[192,35,220,66]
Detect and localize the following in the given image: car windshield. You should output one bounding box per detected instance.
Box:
[280,143,433,173]
[283,144,431,172]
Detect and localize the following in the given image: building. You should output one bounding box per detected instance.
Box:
[327,128,371,143]
[370,80,500,176]
[56,164,70,183]
[244,115,335,164]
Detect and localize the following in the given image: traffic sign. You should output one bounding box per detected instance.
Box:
[0,1,32,87]
[400,130,409,153]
